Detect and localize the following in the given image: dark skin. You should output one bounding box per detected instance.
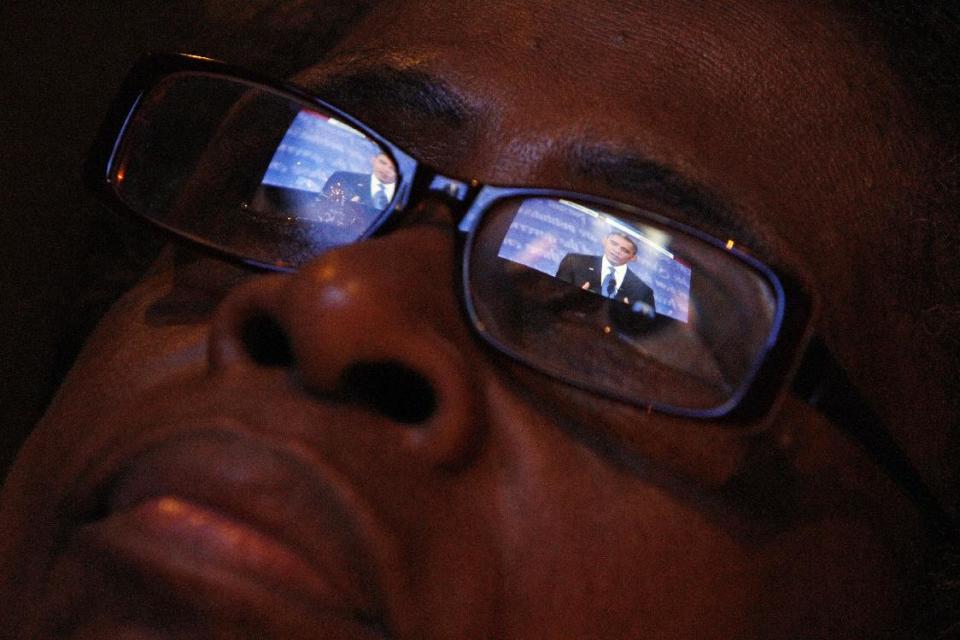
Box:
[1,0,956,637]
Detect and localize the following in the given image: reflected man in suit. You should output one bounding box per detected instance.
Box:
[556,231,656,316]
[321,151,397,212]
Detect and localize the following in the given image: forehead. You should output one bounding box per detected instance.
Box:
[334,0,888,132]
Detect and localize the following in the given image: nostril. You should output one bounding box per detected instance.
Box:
[241,313,295,368]
[339,361,437,424]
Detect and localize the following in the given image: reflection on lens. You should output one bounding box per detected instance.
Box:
[469,197,779,413]
[111,72,398,268]
[257,111,398,222]
[498,198,683,321]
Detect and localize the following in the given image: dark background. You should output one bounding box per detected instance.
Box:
[0,1,378,476]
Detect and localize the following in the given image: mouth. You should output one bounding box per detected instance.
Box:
[47,430,390,639]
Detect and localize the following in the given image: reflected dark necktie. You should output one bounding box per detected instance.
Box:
[373,185,389,209]
[603,268,617,298]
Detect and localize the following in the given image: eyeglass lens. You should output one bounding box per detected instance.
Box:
[110,72,398,269]
[468,197,779,412]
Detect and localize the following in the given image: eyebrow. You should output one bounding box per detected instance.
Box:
[570,144,768,253]
[314,65,476,130]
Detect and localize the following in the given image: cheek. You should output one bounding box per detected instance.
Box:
[503,484,759,636]
[56,246,253,409]
[66,279,209,399]
[497,463,908,638]
[483,386,912,638]
[481,384,754,635]
[0,270,210,591]
[17,267,211,478]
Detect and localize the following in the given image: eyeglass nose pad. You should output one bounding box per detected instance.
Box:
[206,228,485,469]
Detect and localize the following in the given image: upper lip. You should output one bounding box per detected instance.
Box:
[67,428,387,632]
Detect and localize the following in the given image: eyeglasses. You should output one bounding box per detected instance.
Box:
[86,53,956,540]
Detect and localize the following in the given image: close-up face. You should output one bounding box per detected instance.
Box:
[602,233,638,266]
[371,152,397,184]
[1,0,957,638]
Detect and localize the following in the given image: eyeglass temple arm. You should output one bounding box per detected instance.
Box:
[792,336,959,544]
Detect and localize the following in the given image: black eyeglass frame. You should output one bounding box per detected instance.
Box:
[84,53,957,541]
[84,53,804,421]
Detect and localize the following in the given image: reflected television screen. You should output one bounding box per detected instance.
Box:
[259,110,385,193]
[496,198,692,322]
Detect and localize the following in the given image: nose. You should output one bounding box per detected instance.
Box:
[206,201,485,468]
